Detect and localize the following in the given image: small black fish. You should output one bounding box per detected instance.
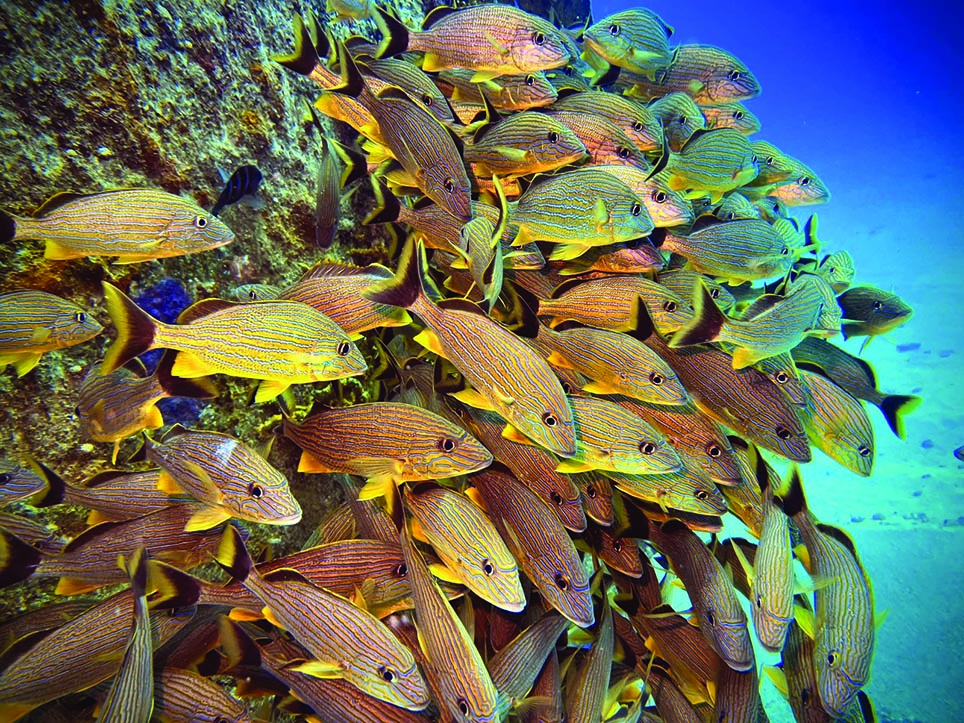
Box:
[211,165,263,216]
[955,445,964,463]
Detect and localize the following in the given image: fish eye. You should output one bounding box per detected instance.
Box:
[676,114,687,126]
[248,483,264,499]
[394,562,408,577]
[612,539,623,552]
[633,121,644,132]
[437,437,458,453]
[710,288,721,299]
[799,176,811,186]
[649,371,664,385]
[421,93,434,106]
[547,131,559,143]
[561,380,574,394]
[248,289,259,301]
[194,215,208,228]
[564,65,575,76]
[662,300,678,313]
[336,341,353,356]
[800,689,811,704]
[378,665,396,682]
[707,443,723,458]
[73,311,87,323]
[608,23,620,36]
[858,445,872,457]
[482,558,494,575]
[554,572,570,590]
[765,156,775,166]
[734,110,744,120]
[781,246,790,255]
[750,154,758,164]
[551,491,563,505]
[827,651,839,667]
[586,484,597,498]
[695,489,709,501]
[776,426,793,440]
[872,300,883,310]
[755,593,763,608]
[443,177,455,192]
[727,69,743,81]
[541,411,558,427]
[706,610,716,625]
[525,74,535,86]
[0,473,9,484]
[617,146,631,159]
[631,202,642,216]
[457,698,471,716]
[639,441,658,455]
[775,370,790,384]
[652,190,667,203]
[532,31,546,46]
[725,212,734,221]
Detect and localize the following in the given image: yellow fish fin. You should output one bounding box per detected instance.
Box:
[171,352,218,379]
[556,458,594,473]
[228,607,264,622]
[464,485,484,507]
[12,353,43,377]
[429,562,463,584]
[298,451,336,474]
[357,475,396,503]
[730,346,762,370]
[548,243,591,262]
[86,509,113,525]
[254,379,291,404]
[183,459,221,500]
[511,223,533,247]
[55,577,100,596]
[43,239,78,260]
[110,440,122,466]
[470,69,502,84]
[420,52,445,72]
[545,350,575,369]
[493,146,529,162]
[452,387,496,411]
[413,328,448,358]
[28,326,52,344]
[875,607,889,631]
[184,506,232,532]
[261,605,283,629]
[291,659,346,679]
[410,515,428,543]
[157,471,184,495]
[501,423,533,446]
[581,379,620,395]
[764,665,789,699]
[730,539,755,587]
[793,542,812,573]
[793,601,815,639]
[0,703,38,722]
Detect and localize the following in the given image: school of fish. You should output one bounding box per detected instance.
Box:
[0,2,921,722]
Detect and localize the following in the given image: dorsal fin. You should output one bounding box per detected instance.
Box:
[262,567,313,586]
[177,299,238,325]
[32,191,95,217]
[816,522,860,563]
[422,5,457,30]
[62,520,125,553]
[437,297,486,315]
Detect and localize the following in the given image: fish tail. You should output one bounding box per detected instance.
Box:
[363,177,402,225]
[101,282,161,375]
[0,527,41,588]
[362,237,426,310]
[214,524,253,583]
[373,7,410,59]
[331,40,367,97]
[879,394,921,440]
[669,280,725,348]
[272,14,320,77]
[0,209,15,244]
[154,349,218,400]
[146,560,202,610]
[30,459,67,507]
[780,465,808,519]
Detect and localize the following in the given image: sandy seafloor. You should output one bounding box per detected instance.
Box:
[627,1,964,721]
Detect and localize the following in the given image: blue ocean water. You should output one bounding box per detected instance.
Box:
[589,1,964,720]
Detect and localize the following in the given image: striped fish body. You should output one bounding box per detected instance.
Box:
[488,613,568,705]
[665,128,759,200]
[3,189,234,262]
[404,485,524,611]
[33,505,226,594]
[564,600,614,723]
[64,470,174,524]
[465,112,586,178]
[647,335,811,462]
[798,370,875,476]
[583,9,674,75]
[313,91,386,145]
[537,275,691,335]
[551,91,663,152]
[279,263,411,336]
[0,291,102,376]
[147,431,301,529]
[720,437,766,536]
[472,469,594,628]
[614,396,742,485]
[838,286,912,328]
[399,5,572,75]
[453,404,585,532]
[816,250,855,293]
[594,165,694,227]
[363,57,455,124]
[314,136,343,250]
[752,484,796,652]
[390,199,518,255]
[648,665,708,723]
[712,664,763,723]
[536,325,687,404]
[623,44,761,104]
[520,646,563,723]
[0,512,60,553]
[701,102,761,135]
[647,92,706,151]
[511,168,653,254]
[752,351,809,407]
[582,523,643,577]
[650,520,754,672]
[746,140,796,187]
[658,270,736,313]
[712,190,760,221]
[284,402,492,483]
[440,69,557,110]
[0,590,193,720]
[399,526,499,722]
[543,111,651,170]
[605,460,727,516]
[570,471,613,526]
[153,668,251,723]
[552,240,664,277]
[562,395,681,475]
[660,218,792,283]
[0,459,47,508]
[233,283,282,302]
[766,158,831,206]
[242,562,430,711]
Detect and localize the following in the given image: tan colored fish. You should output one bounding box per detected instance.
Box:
[582,9,674,76]
[593,164,695,228]
[0,290,102,376]
[488,612,568,710]
[623,44,761,105]
[101,282,367,403]
[465,111,587,179]
[701,102,761,135]
[0,458,49,508]
[440,68,558,110]
[0,189,234,263]
[564,596,614,723]
[543,110,652,170]
[798,369,875,476]
[153,668,252,723]
[550,91,663,152]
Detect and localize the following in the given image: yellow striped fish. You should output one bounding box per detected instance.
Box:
[571,471,613,527]
[782,468,875,717]
[647,92,706,151]
[552,238,664,277]
[283,401,492,501]
[582,9,674,76]
[146,429,301,531]
[551,91,663,152]
[0,189,234,263]
[361,56,456,124]
[94,549,153,723]
[543,110,652,170]
[487,612,568,709]
[404,483,524,612]
[752,351,809,407]
[701,102,761,135]
[440,69,557,110]
[798,369,875,476]
[153,668,251,723]
[605,458,727,516]
[593,165,695,227]
[364,239,576,458]
[399,524,499,722]
[564,596,614,723]
[663,128,760,202]
[101,282,367,403]
[657,270,736,313]
[746,140,796,187]
[217,524,430,711]
[711,190,760,221]
[56,469,173,525]
[0,290,102,376]
[464,112,587,179]
[472,468,594,628]
[374,5,573,77]
[0,458,48,508]
[712,662,763,723]
[623,44,761,104]
[719,436,765,537]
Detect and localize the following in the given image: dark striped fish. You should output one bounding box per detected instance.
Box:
[542,110,651,170]
[0,458,48,508]
[701,102,761,135]
[58,469,176,525]
[313,135,346,249]
[472,468,594,628]
[783,469,875,717]
[0,513,60,556]
[564,597,614,723]
[488,612,568,709]
[647,662,707,723]
[374,5,573,76]
[0,189,234,263]
[648,92,706,151]
[364,239,576,458]
[0,599,93,661]
[217,525,429,711]
[362,56,455,124]
[0,290,102,376]
[582,9,674,76]
[210,164,262,216]
[838,286,913,347]
[579,523,643,577]
[798,369,875,477]
[399,524,499,722]
[712,663,764,723]
[551,91,663,152]
[623,44,761,105]
[551,238,664,277]
[153,668,251,723]
[464,112,587,178]
[404,484,524,611]
[95,550,153,723]
[147,429,301,530]
[571,471,613,527]
[100,283,367,404]
[521,646,563,723]
[664,128,759,202]
[283,402,492,502]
